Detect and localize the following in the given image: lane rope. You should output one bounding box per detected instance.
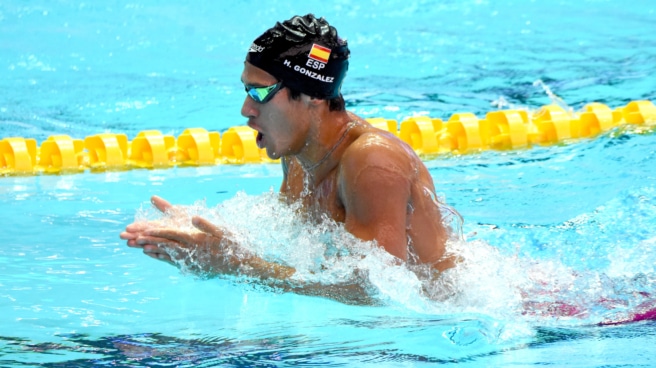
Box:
[1,100,655,176]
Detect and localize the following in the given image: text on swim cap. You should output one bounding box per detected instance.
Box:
[306,59,326,70]
[283,59,334,83]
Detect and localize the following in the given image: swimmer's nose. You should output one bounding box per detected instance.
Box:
[241,95,258,119]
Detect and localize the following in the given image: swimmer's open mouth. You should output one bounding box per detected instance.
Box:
[256,132,264,149]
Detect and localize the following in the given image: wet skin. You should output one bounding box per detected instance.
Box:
[120,62,455,300]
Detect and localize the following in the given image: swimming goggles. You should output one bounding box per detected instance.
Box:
[244,81,284,104]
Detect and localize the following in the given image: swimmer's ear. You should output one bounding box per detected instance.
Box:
[303,94,325,107]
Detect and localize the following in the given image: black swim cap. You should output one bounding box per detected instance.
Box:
[247,14,349,99]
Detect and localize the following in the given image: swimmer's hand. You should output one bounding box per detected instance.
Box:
[139,216,237,274]
[120,195,178,249]
[120,196,366,304]
[120,196,295,279]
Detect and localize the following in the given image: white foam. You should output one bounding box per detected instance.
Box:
[134,191,655,328]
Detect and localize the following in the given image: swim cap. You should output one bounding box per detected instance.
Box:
[247,14,349,99]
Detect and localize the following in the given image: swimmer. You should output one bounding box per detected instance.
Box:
[120,14,459,301]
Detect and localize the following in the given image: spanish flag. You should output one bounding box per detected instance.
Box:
[308,44,331,64]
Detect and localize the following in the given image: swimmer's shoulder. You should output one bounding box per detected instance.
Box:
[342,122,417,176]
[347,118,418,162]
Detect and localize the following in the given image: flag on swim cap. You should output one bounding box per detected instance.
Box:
[247,14,349,99]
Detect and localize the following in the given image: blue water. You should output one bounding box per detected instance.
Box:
[2,0,656,366]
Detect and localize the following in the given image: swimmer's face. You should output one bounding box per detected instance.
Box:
[240,62,310,159]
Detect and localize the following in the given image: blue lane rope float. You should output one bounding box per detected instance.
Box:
[1,100,655,176]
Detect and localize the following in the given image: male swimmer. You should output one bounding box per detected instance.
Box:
[120,14,459,302]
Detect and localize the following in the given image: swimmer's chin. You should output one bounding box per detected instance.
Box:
[255,133,279,158]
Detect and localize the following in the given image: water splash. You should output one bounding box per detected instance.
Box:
[134,190,656,328]
[533,79,574,113]
[491,79,575,115]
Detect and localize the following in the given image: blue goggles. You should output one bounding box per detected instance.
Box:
[244,81,284,104]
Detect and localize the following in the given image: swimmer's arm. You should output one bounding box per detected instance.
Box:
[135,218,373,303]
[122,197,372,304]
[339,143,412,262]
[134,216,296,280]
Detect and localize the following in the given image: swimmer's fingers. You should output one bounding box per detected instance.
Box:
[119,231,137,241]
[151,195,192,219]
[192,216,226,238]
[142,244,175,265]
[143,228,215,248]
[151,195,173,213]
[124,220,166,234]
[143,242,207,273]
[133,234,180,248]
[120,231,143,248]
[122,221,168,248]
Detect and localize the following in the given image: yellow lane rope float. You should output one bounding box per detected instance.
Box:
[1,100,655,176]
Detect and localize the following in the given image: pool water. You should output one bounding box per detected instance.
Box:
[2,0,656,366]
